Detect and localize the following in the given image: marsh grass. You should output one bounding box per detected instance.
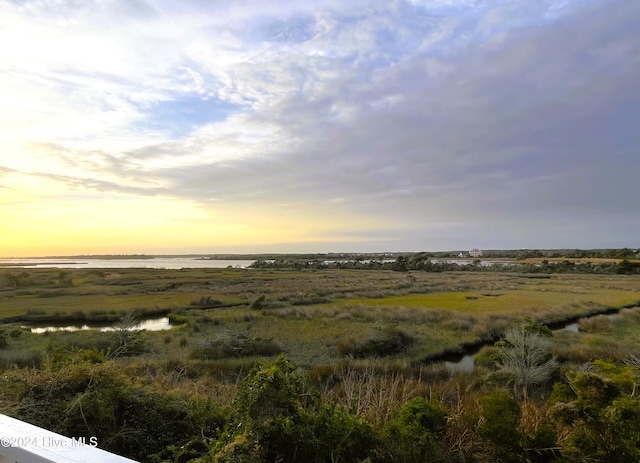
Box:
[2,268,640,372]
[336,323,414,358]
[0,349,42,369]
[549,307,640,366]
[552,329,634,364]
[578,315,616,332]
[617,306,640,324]
[189,331,282,359]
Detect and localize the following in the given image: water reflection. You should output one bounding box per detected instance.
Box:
[563,322,579,333]
[0,258,255,269]
[27,317,172,333]
[444,355,475,373]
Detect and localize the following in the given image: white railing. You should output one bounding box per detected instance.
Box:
[0,414,138,463]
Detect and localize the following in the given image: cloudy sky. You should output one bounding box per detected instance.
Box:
[0,0,638,256]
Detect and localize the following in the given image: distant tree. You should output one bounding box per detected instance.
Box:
[392,256,409,272]
[3,273,19,288]
[615,248,634,259]
[4,271,30,288]
[617,259,640,274]
[56,271,73,287]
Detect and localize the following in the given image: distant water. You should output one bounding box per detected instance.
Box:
[0,257,255,269]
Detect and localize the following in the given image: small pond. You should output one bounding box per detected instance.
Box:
[25,317,172,333]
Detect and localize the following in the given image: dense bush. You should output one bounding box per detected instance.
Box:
[477,391,523,462]
[550,361,640,462]
[1,351,223,462]
[210,355,376,463]
[3,346,640,463]
[382,396,447,463]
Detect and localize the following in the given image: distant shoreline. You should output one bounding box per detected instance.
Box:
[0,261,87,267]
[1,249,638,263]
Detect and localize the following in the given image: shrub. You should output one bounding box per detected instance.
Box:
[302,403,376,462]
[210,355,375,463]
[549,362,640,462]
[382,396,446,463]
[5,359,223,462]
[210,355,306,461]
[190,296,224,308]
[0,349,42,369]
[578,315,614,333]
[251,294,266,310]
[496,319,557,397]
[190,332,281,360]
[109,314,146,358]
[46,330,115,353]
[478,390,523,461]
[337,324,414,358]
[167,313,188,325]
[474,345,500,369]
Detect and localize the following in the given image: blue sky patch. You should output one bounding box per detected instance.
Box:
[142,96,242,137]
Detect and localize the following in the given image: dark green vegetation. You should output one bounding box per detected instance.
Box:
[1,266,640,462]
[250,251,640,274]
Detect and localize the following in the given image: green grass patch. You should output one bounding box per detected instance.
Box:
[335,287,639,318]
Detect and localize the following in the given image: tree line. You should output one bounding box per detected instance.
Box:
[250,254,640,274]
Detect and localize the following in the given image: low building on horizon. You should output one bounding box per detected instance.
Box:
[469,248,483,258]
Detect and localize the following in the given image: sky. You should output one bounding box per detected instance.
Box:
[1,0,639,257]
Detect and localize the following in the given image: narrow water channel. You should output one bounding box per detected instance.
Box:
[442,310,624,373]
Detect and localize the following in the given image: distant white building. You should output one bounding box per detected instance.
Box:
[469,248,483,258]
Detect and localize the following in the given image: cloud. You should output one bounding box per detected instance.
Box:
[1,0,638,253]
